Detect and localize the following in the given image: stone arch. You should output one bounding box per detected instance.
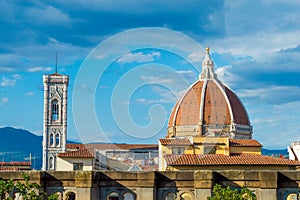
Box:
[49,155,54,170]
[107,192,119,200]
[286,193,298,200]
[65,192,76,200]
[55,133,60,147]
[50,133,54,146]
[51,99,59,121]
[178,191,194,200]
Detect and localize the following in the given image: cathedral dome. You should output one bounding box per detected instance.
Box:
[167,48,252,139]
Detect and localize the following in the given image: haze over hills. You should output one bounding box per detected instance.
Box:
[0,127,289,170]
[0,127,79,170]
[0,127,42,169]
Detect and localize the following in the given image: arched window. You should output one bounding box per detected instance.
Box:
[66,192,76,200]
[50,134,54,146]
[108,192,119,200]
[49,156,54,170]
[287,193,298,200]
[123,192,134,200]
[55,134,60,147]
[51,100,59,121]
[180,193,193,200]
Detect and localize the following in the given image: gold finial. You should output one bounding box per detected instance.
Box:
[206,47,210,53]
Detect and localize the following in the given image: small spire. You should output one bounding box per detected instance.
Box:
[199,47,216,80]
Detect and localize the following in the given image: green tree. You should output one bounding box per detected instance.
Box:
[0,173,58,200]
[207,184,257,200]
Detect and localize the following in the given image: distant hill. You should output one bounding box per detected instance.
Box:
[262,148,288,158]
[0,127,43,169]
[0,126,290,170]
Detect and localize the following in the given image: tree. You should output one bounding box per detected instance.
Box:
[207,184,257,200]
[0,173,58,200]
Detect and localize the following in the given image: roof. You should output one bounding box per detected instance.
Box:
[0,162,31,166]
[59,143,158,158]
[49,73,62,76]
[164,154,300,166]
[66,143,158,151]
[168,80,250,127]
[229,139,262,147]
[159,138,191,146]
[58,148,94,158]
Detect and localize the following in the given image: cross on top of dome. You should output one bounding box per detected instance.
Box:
[199,47,217,80]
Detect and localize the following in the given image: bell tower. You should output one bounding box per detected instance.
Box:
[42,72,69,170]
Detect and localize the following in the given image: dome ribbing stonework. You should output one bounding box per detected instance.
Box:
[167,48,252,139]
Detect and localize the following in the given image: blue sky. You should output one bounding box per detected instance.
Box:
[0,0,300,149]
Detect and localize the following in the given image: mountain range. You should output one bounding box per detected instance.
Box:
[0,127,288,170]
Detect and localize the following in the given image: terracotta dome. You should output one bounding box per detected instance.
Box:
[167,48,252,139]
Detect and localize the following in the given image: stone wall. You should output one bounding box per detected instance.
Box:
[0,170,300,200]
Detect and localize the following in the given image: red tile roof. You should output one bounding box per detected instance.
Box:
[229,139,262,147]
[0,162,31,166]
[165,154,300,166]
[168,79,250,129]
[66,143,158,151]
[60,143,158,158]
[159,139,191,146]
[58,148,94,158]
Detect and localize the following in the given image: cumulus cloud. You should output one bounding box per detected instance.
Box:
[0,97,8,106]
[117,52,160,63]
[187,52,203,62]
[0,74,21,87]
[27,67,52,72]
[237,85,300,105]
[25,92,34,96]
[250,101,300,149]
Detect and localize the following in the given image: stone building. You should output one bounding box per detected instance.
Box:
[0,162,31,171]
[42,72,69,171]
[31,48,300,200]
[167,47,252,139]
[158,48,300,172]
[1,170,300,200]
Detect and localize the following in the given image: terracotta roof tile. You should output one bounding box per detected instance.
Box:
[58,148,94,158]
[168,79,251,136]
[159,138,192,146]
[229,139,262,147]
[224,87,250,125]
[62,143,158,158]
[0,162,31,166]
[165,154,300,166]
[66,143,158,150]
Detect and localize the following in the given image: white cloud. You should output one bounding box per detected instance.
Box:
[25,92,34,96]
[27,67,52,72]
[117,52,160,63]
[0,67,14,72]
[215,65,241,86]
[0,97,8,106]
[250,101,300,149]
[187,52,203,62]
[237,85,300,104]
[24,5,71,25]
[48,37,58,43]
[0,74,21,87]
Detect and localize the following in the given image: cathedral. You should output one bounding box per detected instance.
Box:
[32,48,300,200]
[41,48,300,173]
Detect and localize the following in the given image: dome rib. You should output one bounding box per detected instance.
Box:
[213,79,234,124]
[167,48,252,139]
[198,79,208,124]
